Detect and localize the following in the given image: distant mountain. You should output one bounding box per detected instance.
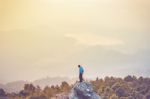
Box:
[33,76,70,88]
[33,77,78,88]
[0,81,29,93]
[0,77,77,93]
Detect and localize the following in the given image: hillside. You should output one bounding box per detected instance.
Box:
[0,75,150,99]
[0,77,77,93]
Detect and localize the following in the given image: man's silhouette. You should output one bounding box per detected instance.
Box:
[78,65,84,82]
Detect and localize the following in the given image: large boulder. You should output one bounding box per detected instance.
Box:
[69,82,101,99]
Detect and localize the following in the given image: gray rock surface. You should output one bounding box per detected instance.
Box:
[69,82,101,99]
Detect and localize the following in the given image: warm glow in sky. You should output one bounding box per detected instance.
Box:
[0,0,150,83]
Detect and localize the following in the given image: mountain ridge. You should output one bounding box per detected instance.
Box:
[0,77,77,93]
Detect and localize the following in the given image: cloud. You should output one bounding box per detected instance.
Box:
[65,33,124,46]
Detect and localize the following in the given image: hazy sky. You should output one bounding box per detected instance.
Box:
[0,0,150,83]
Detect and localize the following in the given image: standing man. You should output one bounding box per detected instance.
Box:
[78,65,84,82]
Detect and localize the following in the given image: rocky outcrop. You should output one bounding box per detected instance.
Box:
[69,82,101,99]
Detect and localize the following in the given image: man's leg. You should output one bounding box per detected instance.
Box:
[81,73,83,82]
[79,73,82,82]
